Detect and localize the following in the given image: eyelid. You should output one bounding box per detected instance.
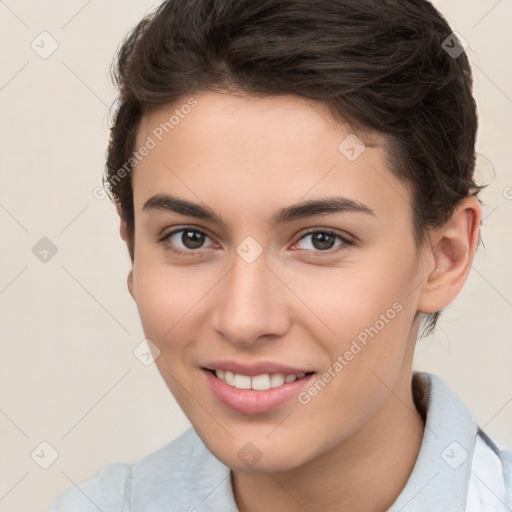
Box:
[157,226,217,255]
[158,224,212,241]
[291,228,355,254]
[157,225,355,256]
[296,228,354,243]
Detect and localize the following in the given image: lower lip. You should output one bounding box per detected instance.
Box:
[202,369,316,415]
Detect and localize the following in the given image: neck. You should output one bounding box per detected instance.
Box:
[231,370,425,512]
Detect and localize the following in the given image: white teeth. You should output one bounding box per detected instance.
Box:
[251,374,271,390]
[223,370,235,386]
[214,370,307,390]
[234,374,251,389]
[270,373,285,388]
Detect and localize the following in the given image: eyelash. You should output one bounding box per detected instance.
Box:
[157,227,355,258]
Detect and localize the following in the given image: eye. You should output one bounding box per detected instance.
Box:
[158,227,216,255]
[291,230,354,254]
[157,227,354,257]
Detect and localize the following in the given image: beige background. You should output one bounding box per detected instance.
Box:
[0,1,511,510]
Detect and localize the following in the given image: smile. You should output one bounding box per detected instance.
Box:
[202,368,316,415]
[212,369,307,390]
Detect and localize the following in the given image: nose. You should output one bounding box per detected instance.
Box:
[211,253,291,346]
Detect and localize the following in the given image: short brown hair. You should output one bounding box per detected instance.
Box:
[104,0,484,336]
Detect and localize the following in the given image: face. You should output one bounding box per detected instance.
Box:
[127,91,430,472]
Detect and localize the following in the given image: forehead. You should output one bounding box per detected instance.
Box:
[131,92,410,225]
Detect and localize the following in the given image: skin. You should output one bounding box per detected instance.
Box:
[118,91,481,512]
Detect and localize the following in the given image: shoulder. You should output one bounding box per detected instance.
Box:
[49,462,130,512]
[49,427,203,512]
[497,440,512,506]
[466,429,512,511]
[403,372,512,511]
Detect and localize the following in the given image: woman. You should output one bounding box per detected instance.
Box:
[51,0,512,510]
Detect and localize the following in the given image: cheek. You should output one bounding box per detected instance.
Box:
[131,263,203,348]
[293,283,412,444]
[283,254,416,390]
[131,265,209,408]
[284,254,413,338]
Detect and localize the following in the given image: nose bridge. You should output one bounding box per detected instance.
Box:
[213,252,288,344]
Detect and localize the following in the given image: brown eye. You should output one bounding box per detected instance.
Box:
[180,229,206,249]
[293,230,354,254]
[310,232,336,250]
[161,227,215,254]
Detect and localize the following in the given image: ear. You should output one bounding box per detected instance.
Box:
[127,269,134,299]
[115,202,128,242]
[417,196,481,313]
[116,202,135,299]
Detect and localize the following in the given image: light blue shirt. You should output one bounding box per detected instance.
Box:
[50,372,512,511]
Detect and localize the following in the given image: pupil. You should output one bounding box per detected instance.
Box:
[312,233,335,250]
[182,230,204,249]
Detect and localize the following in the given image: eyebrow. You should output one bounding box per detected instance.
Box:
[142,193,375,228]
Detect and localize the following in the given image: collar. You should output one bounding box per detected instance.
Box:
[388,371,477,511]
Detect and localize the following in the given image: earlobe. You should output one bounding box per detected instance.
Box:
[120,220,128,242]
[418,196,481,314]
[116,202,128,242]
[127,269,134,299]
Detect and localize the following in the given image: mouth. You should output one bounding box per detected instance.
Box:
[201,367,316,415]
[204,368,315,390]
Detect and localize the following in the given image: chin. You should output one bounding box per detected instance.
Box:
[203,435,312,474]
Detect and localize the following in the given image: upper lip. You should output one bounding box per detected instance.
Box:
[203,360,314,376]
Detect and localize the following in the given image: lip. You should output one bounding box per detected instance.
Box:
[203,359,314,377]
[202,368,316,415]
